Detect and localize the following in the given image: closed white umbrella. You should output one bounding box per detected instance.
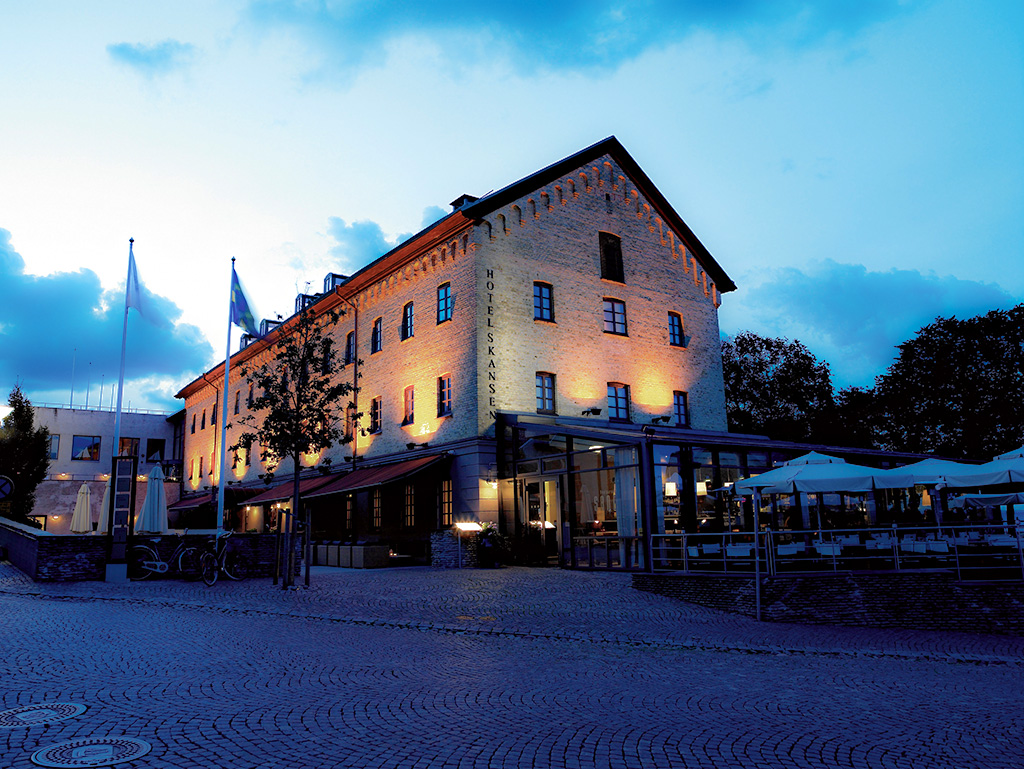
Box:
[135,465,169,534]
[95,478,111,534]
[70,483,93,534]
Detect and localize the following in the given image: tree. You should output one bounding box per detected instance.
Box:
[872,306,1024,459]
[232,305,355,586]
[721,332,835,443]
[0,386,50,525]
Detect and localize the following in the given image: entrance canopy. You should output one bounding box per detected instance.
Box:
[304,455,446,499]
[245,473,340,505]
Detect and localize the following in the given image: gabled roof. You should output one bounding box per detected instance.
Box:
[460,136,736,293]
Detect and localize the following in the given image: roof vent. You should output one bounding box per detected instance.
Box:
[450,194,478,212]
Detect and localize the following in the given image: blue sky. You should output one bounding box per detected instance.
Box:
[1,0,1021,411]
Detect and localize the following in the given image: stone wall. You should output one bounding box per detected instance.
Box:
[633,571,1024,636]
[430,530,478,568]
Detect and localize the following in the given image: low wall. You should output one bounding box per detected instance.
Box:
[0,518,296,581]
[632,571,1024,636]
[430,530,478,568]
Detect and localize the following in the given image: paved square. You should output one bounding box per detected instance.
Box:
[1,564,1022,768]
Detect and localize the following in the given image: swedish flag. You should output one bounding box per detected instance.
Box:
[230,267,260,338]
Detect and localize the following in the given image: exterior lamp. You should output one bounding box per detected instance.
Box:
[651,416,671,424]
[454,521,483,532]
[581,408,602,416]
[406,442,429,450]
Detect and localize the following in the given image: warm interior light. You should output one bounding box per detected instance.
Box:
[664,481,678,496]
[696,480,708,495]
[454,521,483,532]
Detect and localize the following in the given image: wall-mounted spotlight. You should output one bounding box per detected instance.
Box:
[406,442,430,450]
[651,416,672,424]
[581,408,602,416]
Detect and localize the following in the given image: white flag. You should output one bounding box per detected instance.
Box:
[126,240,143,315]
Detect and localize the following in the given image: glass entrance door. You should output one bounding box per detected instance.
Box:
[517,478,562,564]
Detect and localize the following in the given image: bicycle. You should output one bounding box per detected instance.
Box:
[127,530,202,580]
[194,531,247,586]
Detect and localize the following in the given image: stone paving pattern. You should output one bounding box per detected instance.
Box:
[1,563,1022,768]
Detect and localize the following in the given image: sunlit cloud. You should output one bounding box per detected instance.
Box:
[106,39,196,77]
[721,259,1019,387]
[0,228,213,410]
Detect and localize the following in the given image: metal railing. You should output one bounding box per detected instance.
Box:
[647,524,1024,581]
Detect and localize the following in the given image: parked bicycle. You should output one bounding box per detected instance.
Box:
[128,530,204,581]
[195,531,247,586]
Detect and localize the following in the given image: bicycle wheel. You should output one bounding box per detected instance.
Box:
[128,546,158,580]
[220,550,247,581]
[178,547,200,578]
[200,551,219,586]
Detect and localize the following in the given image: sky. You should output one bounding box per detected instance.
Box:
[1,0,1021,413]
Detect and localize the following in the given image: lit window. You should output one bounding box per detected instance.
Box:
[439,479,453,527]
[437,374,452,417]
[533,282,554,321]
[437,283,453,324]
[536,372,555,414]
[369,396,382,434]
[607,383,630,422]
[599,232,624,283]
[189,459,194,480]
[673,391,689,426]
[401,302,414,340]
[344,331,355,365]
[669,313,685,347]
[602,299,627,335]
[71,435,100,461]
[199,455,204,478]
[403,385,415,425]
[345,495,353,529]
[118,437,140,457]
[234,390,240,415]
[404,483,415,527]
[371,317,383,353]
[48,434,60,461]
[372,488,382,529]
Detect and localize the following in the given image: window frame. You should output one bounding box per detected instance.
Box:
[371,317,383,354]
[673,390,689,427]
[437,374,452,417]
[234,390,240,415]
[602,298,628,336]
[437,282,453,324]
[344,330,355,365]
[369,396,382,434]
[439,479,453,528]
[48,434,60,461]
[71,435,101,462]
[401,302,414,340]
[404,483,415,527]
[668,312,685,347]
[533,282,554,322]
[535,372,556,414]
[607,382,631,422]
[371,488,382,529]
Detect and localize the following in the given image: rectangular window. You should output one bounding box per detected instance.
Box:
[247,384,254,408]
[371,317,383,353]
[403,385,415,425]
[669,312,685,347]
[145,439,165,463]
[533,282,554,321]
[189,459,195,481]
[118,437,140,457]
[607,383,630,422]
[673,391,689,426]
[603,298,627,335]
[234,390,240,415]
[344,331,355,365]
[401,302,414,340]
[372,489,382,529]
[536,372,555,414]
[245,447,252,467]
[345,405,356,441]
[211,402,217,426]
[437,283,453,324]
[404,483,415,527]
[345,495,353,529]
[47,434,60,461]
[437,374,452,417]
[191,414,196,434]
[199,455,204,478]
[231,450,238,469]
[201,409,206,430]
[599,232,624,283]
[369,396,382,434]
[439,479,453,527]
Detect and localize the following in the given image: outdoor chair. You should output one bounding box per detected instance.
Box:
[702,543,722,555]
[726,544,752,558]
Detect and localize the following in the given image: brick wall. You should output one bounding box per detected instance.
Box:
[633,571,1024,636]
[430,530,478,568]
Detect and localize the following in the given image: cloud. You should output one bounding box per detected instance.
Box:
[722,259,1019,387]
[0,228,213,410]
[327,206,451,273]
[245,0,910,75]
[106,40,195,77]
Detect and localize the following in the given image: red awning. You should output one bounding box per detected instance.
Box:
[168,492,214,511]
[245,473,341,505]
[305,455,446,498]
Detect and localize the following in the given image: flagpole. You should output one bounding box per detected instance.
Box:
[112,238,134,462]
[216,258,236,533]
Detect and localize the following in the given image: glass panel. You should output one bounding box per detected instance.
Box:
[519,435,567,460]
[71,435,101,461]
[517,461,539,475]
[571,450,602,473]
[718,451,742,468]
[693,448,713,466]
[695,467,715,528]
[542,457,566,473]
[653,444,681,466]
[655,464,685,534]
[746,451,770,469]
[607,445,637,468]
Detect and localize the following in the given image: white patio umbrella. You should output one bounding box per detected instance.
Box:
[994,446,1024,460]
[95,478,111,534]
[135,465,169,534]
[734,452,913,495]
[876,458,978,486]
[943,454,1024,487]
[69,483,93,534]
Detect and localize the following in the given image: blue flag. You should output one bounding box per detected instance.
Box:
[230,267,259,338]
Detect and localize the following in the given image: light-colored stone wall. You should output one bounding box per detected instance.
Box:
[473,153,728,431]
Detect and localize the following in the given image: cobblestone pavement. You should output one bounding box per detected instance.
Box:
[2,563,1022,768]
